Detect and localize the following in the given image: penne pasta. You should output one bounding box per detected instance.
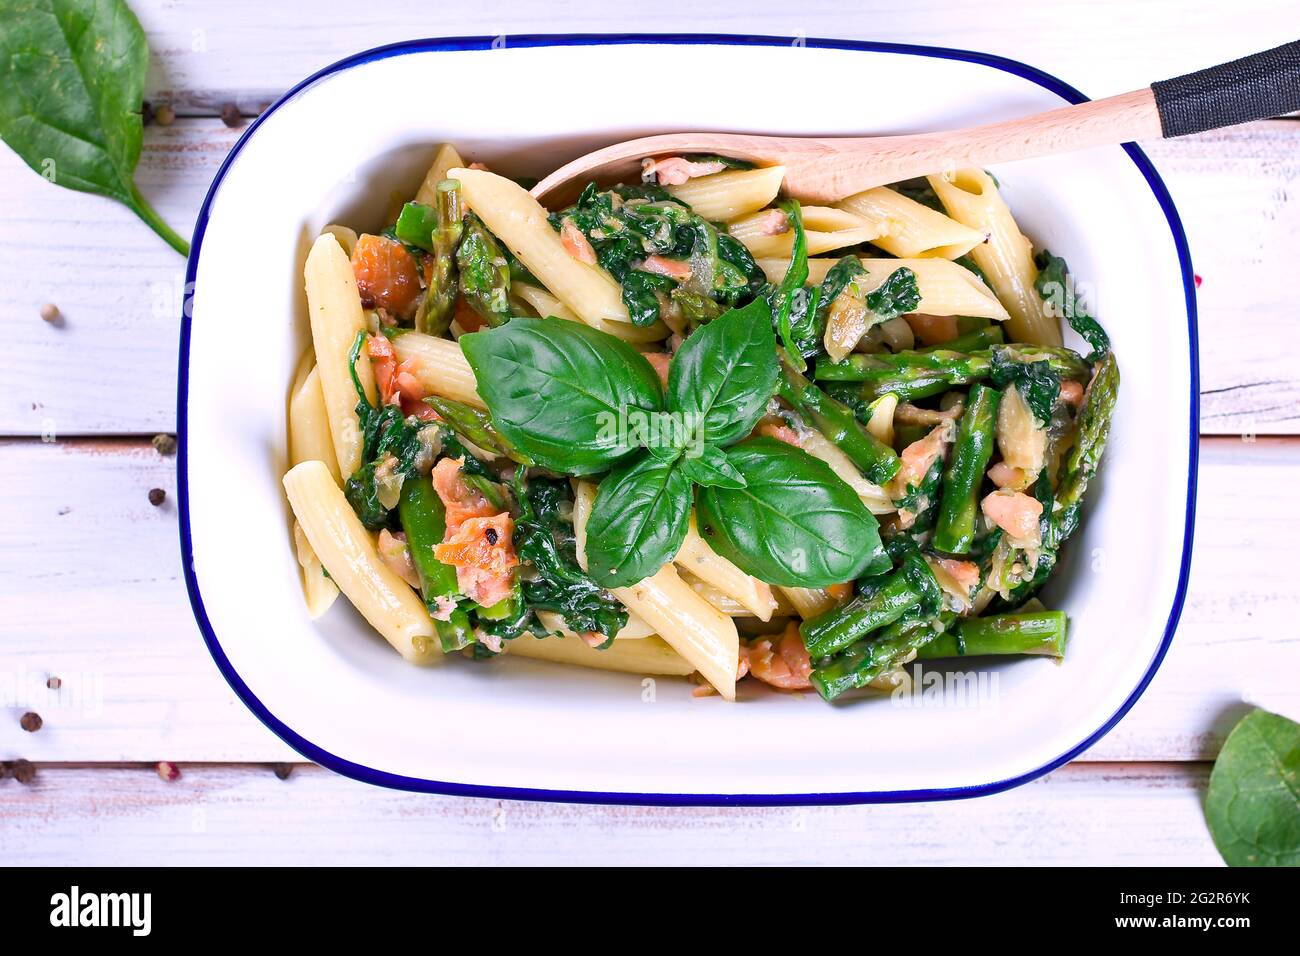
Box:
[778,586,840,621]
[574,481,738,699]
[927,169,1059,345]
[613,566,740,700]
[293,521,339,619]
[730,205,882,259]
[288,352,341,617]
[319,224,359,258]
[674,515,776,620]
[414,143,466,206]
[513,282,669,344]
[757,256,1009,323]
[504,632,695,676]
[390,331,486,408]
[535,609,655,640]
[863,393,898,447]
[304,232,376,478]
[664,165,785,221]
[289,359,342,485]
[836,186,984,260]
[450,167,630,325]
[283,461,439,663]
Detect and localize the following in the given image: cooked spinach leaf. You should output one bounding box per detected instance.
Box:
[1034,250,1111,362]
[513,475,628,641]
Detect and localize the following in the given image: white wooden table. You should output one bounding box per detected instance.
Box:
[2,1,1298,865]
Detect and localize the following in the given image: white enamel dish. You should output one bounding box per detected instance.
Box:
[179,35,1198,804]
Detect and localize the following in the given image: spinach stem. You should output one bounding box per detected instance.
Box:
[131,185,190,256]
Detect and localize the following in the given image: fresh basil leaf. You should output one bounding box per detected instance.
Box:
[584,456,691,588]
[696,437,882,587]
[667,297,778,447]
[460,317,663,475]
[679,444,747,489]
[1034,250,1110,362]
[1205,708,1300,867]
[0,0,188,254]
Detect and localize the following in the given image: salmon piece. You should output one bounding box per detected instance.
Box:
[639,255,692,281]
[367,334,399,405]
[826,582,854,603]
[934,557,980,597]
[1059,379,1085,406]
[904,313,959,346]
[642,156,727,186]
[981,490,1043,543]
[351,234,422,320]
[753,208,789,236]
[644,351,671,388]
[368,334,428,414]
[890,420,955,497]
[988,461,1031,490]
[431,457,497,535]
[741,623,813,691]
[758,421,803,447]
[377,529,421,588]
[559,218,597,265]
[435,513,518,608]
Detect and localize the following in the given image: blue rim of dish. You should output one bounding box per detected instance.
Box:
[177,33,1199,807]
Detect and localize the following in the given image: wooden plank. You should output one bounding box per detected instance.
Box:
[123,0,1296,114]
[0,435,1296,763]
[0,762,1221,865]
[2,118,1296,435]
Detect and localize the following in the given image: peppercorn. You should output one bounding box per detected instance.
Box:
[40,303,61,324]
[272,763,293,780]
[12,760,35,785]
[148,488,166,506]
[141,100,155,125]
[46,676,61,690]
[485,526,499,545]
[156,761,181,782]
[152,433,177,456]
[154,103,175,126]
[19,712,42,733]
[220,102,242,128]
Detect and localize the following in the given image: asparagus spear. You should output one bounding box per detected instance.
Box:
[778,361,901,485]
[814,344,1089,387]
[917,610,1067,658]
[415,181,464,335]
[1051,352,1120,544]
[918,324,1005,353]
[397,475,473,652]
[811,611,955,701]
[801,549,941,658]
[424,395,532,466]
[932,383,1001,554]
[457,211,512,327]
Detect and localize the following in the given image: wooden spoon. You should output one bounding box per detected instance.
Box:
[532,41,1300,206]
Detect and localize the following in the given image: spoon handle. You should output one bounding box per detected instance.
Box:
[1152,40,1300,136]
[788,40,1300,201]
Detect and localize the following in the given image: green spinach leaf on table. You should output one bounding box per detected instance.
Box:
[1206,708,1300,867]
[0,0,190,254]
